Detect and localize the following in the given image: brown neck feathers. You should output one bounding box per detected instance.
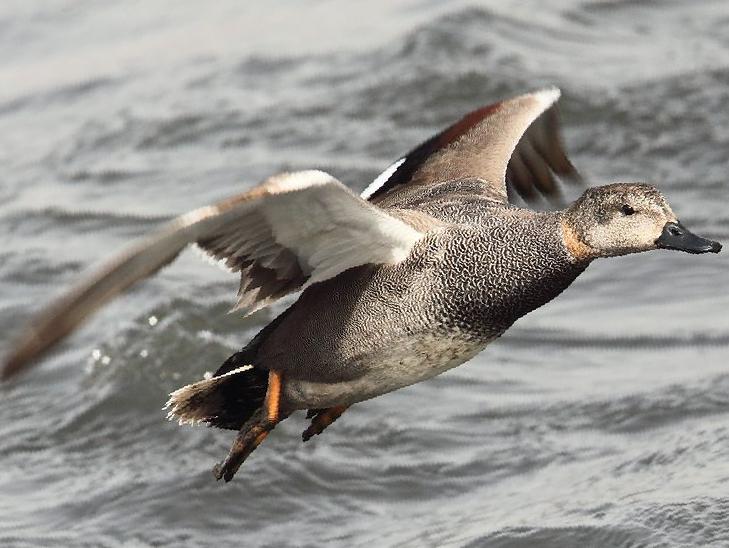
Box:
[560,219,593,262]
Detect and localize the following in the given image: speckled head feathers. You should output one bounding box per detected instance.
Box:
[563,183,677,259]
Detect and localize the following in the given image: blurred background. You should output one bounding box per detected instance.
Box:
[1,1,728,546]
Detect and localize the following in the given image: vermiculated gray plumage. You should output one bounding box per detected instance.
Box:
[245,179,588,409]
[174,175,589,425]
[5,88,718,482]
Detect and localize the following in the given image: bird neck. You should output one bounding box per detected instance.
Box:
[557,210,596,263]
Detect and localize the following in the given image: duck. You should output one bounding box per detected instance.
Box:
[2,88,721,482]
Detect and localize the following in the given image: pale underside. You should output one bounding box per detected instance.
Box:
[282,332,492,410]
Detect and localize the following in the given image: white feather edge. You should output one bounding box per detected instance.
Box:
[163,364,253,426]
[360,88,559,201]
[191,243,236,274]
[188,168,423,316]
[361,157,405,199]
[361,87,560,199]
[533,86,561,108]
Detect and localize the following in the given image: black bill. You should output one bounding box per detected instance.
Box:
[655,221,722,254]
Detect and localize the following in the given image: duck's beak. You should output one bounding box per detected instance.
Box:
[656,221,722,254]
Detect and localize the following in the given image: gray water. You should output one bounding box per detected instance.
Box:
[1,1,728,546]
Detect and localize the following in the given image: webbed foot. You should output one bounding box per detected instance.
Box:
[302,405,349,442]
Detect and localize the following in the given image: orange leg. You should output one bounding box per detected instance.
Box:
[302,405,349,442]
[265,369,282,423]
[213,370,284,482]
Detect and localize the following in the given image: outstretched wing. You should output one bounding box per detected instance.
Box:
[2,170,423,379]
[364,88,579,205]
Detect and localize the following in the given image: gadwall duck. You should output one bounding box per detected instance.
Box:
[3,88,721,481]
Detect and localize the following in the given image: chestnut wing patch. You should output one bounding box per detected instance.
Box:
[367,88,579,205]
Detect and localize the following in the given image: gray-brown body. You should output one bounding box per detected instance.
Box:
[252,179,588,410]
[3,88,721,484]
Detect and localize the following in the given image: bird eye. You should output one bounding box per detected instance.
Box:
[621,204,635,216]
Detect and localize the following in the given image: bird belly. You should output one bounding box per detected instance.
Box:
[282,331,491,410]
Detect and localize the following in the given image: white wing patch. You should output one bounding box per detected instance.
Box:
[533,87,560,110]
[361,158,405,199]
[359,88,572,206]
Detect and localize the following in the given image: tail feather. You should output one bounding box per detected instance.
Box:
[165,365,250,425]
[164,360,268,430]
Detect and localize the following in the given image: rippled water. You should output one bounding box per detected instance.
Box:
[1,1,728,546]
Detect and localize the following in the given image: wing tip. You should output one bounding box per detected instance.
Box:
[533,87,561,108]
[1,328,42,381]
[268,169,336,193]
[1,351,27,382]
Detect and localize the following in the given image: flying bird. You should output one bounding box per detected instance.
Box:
[2,88,721,482]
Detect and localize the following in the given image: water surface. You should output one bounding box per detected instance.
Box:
[1,1,728,546]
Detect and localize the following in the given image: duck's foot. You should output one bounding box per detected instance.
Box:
[213,370,284,482]
[302,405,349,442]
[213,409,277,482]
